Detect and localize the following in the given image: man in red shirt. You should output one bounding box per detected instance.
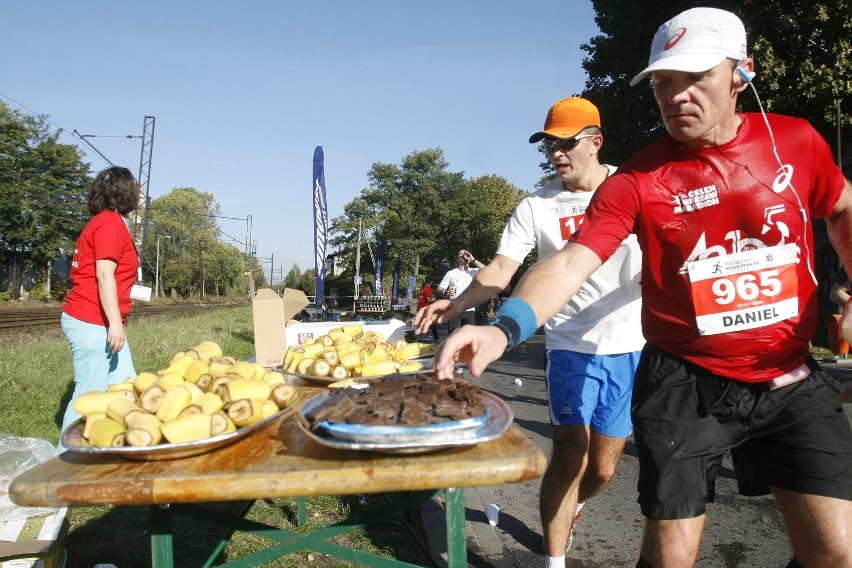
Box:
[417,277,439,340]
[434,7,852,568]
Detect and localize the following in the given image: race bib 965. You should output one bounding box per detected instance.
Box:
[686,245,799,336]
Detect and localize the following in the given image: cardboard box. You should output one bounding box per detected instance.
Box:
[0,508,68,568]
[284,318,406,349]
[252,287,407,368]
[252,288,310,368]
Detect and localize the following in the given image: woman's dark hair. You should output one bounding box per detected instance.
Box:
[88,167,139,216]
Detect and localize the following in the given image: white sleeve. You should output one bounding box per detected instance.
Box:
[496,198,536,264]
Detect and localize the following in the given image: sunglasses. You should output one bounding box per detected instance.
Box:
[542,134,596,153]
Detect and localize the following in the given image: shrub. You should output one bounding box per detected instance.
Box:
[28,286,52,302]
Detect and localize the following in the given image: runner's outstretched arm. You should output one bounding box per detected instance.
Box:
[434,243,601,379]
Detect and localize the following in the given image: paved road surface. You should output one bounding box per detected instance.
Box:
[422,332,852,568]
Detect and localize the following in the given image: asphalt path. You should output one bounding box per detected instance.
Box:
[422,331,852,568]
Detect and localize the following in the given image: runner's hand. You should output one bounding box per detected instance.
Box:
[434,325,506,379]
[413,299,460,334]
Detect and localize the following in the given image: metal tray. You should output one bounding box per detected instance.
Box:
[315,409,489,442]
[61,406,296,461]
[295,390,512,454]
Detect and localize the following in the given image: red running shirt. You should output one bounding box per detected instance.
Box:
[572,113,845,382]
[418,284,434,310]
[63,211,139,326]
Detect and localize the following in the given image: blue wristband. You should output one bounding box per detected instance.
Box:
[489,297,538,350]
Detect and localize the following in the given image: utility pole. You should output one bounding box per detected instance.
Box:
[354,218,362,310]
[197,242,204,301]
[136,116,156,277]
[244,215,253,266]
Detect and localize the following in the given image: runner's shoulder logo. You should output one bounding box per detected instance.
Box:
[672,184,720,214]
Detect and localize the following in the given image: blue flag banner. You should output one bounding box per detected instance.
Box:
[403,275,416,308]
[391,257,402,304]
[374,240,387,296]
[312,146,329,311]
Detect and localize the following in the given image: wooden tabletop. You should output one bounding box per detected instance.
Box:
[10,389,546,509]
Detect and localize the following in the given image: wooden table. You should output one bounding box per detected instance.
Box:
[10,388,546,567]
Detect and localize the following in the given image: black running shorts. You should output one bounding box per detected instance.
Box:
[632,344,852,520]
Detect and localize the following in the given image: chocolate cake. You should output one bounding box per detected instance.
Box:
[304,373,487,429]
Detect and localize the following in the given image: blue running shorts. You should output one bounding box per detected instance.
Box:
[545,349,640,438]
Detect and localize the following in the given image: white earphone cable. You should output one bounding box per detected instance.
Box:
[744,79,817,284]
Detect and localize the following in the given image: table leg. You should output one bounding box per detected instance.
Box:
[296,496,306,525]
[443,487,467,568]
[149,504,174,568]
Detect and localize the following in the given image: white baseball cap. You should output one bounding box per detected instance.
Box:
[630,7,748,86]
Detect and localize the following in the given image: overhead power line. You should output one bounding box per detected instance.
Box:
[0,91,66,133]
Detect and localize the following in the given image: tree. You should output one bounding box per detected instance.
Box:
[330,149,463,286]
[205,241,245,297]
[0,102,90,299]
[581,0,851,166]
[447,175,527,264]
[330,149,524,300]
[284,263,303,291]
[145,187,245,298]
[299,267,316,296]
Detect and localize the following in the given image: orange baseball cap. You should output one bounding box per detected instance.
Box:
[529,97,601,143]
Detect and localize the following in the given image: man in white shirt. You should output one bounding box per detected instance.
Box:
[416,97,644,568]
[436,249,484,332]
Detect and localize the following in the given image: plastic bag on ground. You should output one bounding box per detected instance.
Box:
[0,433,59,523]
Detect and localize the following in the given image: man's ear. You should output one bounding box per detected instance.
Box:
[733,58,755,93]
[590,133,603,154]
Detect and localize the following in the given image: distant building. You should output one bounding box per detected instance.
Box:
[326,252,346,277]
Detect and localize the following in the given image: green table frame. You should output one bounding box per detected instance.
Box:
[149,490,465,567]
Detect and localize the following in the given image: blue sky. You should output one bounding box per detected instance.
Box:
[2,1,598,282]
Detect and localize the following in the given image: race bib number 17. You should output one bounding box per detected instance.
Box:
[686,246,799,336]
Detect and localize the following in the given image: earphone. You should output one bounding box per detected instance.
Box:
[736,66,756,83]
[736,62,817,284]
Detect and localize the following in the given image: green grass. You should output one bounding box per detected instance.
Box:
[0,307,432,567]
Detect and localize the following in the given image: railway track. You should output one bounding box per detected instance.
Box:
[0,302,243,333]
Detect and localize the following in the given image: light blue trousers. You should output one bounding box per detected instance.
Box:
[59,312,137,450]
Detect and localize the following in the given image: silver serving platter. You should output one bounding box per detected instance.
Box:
[317,410,490,443]
[61,406,295,461]
[296,389,513,454]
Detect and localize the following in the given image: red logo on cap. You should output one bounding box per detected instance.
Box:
[664,28,687,50]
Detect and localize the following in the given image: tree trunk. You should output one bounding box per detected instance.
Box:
[10,248,20,301]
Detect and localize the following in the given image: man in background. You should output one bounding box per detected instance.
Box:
[436,249,484,333]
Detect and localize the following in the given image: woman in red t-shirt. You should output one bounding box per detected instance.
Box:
[59,167,141,448]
